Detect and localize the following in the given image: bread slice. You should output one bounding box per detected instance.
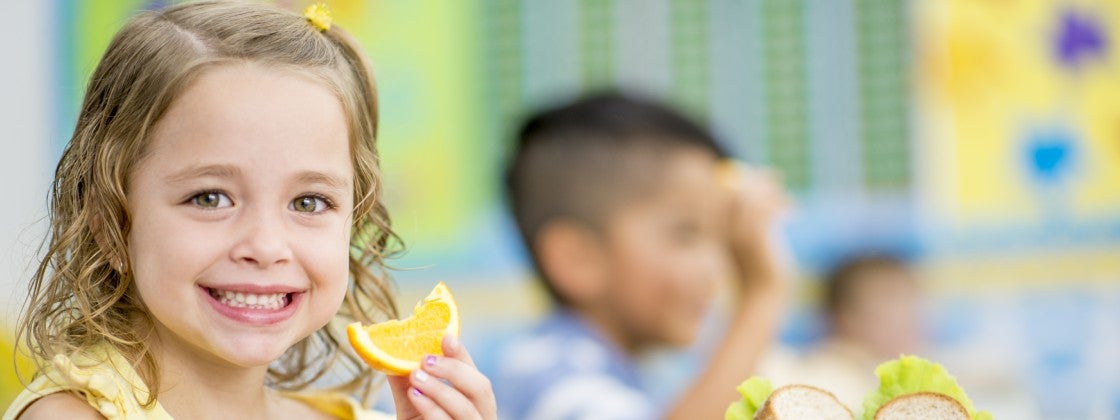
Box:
[754,384,854,420]
[874,392,969,420]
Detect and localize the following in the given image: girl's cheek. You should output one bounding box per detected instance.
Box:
[291,222,349,279]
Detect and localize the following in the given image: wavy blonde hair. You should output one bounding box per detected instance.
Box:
[18,0,399,406]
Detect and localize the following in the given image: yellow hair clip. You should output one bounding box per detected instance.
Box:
[304,2,332,32]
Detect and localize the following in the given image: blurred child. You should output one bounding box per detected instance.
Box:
[762,254,925,410]
[6,2,495,419]
[494,93,790,419]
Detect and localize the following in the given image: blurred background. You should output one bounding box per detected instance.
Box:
[2,0,1118,418]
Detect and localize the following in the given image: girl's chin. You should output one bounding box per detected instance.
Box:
[216,349,292,369]
[207,336,311,369]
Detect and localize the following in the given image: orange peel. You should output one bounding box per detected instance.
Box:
[347,282,459,375]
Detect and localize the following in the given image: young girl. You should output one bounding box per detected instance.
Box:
[5,1,496,419]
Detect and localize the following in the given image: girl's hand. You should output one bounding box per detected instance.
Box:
[387,335,497,420]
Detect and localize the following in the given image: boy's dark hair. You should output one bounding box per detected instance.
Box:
[503,92,727,305]
[823,254,912,319]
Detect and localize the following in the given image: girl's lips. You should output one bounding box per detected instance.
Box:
[198,283,304,294]
[198,285,303,325]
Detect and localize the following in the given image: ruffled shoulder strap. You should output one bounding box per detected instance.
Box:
[3,345,172,420]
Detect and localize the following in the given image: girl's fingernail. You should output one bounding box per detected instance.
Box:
[424,355,438,367]
[410,387,424,398]
[414,369,430,383]
[445,335,460,351]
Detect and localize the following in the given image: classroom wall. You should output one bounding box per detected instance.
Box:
[4,1,1120,417]
[0,0,52,409]
[0,0,51,325]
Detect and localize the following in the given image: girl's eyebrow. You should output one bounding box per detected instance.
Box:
[165,165,349,192]
[294,170,350,192]
[166,164,241,183]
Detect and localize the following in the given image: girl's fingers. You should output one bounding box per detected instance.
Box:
[386,374,411,397]
[420,353,494,407]
[410,369,480,420]
[406,386,453,420]
[442,334,474,365]
[422,335,498,419]
[385,374,421,419]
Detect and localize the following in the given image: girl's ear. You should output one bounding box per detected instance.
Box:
[534,219,609,307]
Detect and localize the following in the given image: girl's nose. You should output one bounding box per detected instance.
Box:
[229,208,293,268]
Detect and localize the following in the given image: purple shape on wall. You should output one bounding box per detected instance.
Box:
[1054,9,1107,69]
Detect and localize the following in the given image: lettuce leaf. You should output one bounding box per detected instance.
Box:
[861,355,991,420]
[725,376,774,420]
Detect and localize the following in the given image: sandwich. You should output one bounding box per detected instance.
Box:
[725,356,994,420]
[861,355,993,420]
[725,377,853,420]
[873,392,969,419]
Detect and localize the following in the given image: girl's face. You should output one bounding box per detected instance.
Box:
[127,63,354,369]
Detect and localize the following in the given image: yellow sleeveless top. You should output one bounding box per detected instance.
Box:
[3,344,392,420]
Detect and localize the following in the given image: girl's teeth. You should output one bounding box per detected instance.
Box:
[210,289,287,310]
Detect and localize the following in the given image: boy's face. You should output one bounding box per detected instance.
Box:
[594,148,728,349]
[127,63,354,371]
[838,267,924,358]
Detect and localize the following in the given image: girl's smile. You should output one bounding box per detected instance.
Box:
[200,284,303,325]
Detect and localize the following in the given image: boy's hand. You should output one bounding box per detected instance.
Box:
[666,163,792,420]
[387,335,497,420]
[722,163,791,294]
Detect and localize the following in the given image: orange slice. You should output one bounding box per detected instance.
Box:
[347,282,460,375]
[717,159,744,189]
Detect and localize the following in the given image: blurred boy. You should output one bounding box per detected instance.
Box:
[493,93,790,419]
[761,254,925,410]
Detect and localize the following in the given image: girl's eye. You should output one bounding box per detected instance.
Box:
[191,192,232,209]
[291,195,331,213]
